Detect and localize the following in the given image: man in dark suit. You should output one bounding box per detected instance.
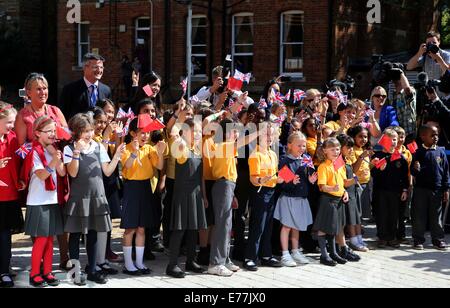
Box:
[59,53,111,119]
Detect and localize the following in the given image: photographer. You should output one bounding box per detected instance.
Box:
[392,71,417,143]
[407,32,450,82]
[196,66,253,111]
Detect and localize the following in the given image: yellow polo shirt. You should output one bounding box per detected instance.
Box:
[349,146,371,184]
[249,145,278,188]
[212,141,238,182]
[203,136,217,181]
[317,159,347,198]
[121,143,159,180]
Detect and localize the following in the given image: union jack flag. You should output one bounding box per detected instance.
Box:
[259,98,268,109]
[117,108,135,120]
[274,113,287,125]
[301,154,315,169]
[119,118,133,138]
[294,89,306,102]
[234,70,252,83]
[285,90,291,101]
[15,142,32,159]
[272,88,285,104]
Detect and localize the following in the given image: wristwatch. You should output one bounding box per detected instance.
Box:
[173,113,179,120]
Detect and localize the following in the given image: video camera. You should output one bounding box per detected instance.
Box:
[415,72,441,94]
[372,56,405,85]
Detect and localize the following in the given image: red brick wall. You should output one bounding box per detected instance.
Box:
[56,0,330,103]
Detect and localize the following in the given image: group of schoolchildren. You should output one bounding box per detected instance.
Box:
[0,70,448,288]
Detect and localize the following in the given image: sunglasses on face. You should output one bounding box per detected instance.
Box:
[373,94,387,99]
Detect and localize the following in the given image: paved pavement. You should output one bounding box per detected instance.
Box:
[10,223,450,288]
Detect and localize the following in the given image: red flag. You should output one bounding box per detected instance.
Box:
[278,165,296,183]
[407,141,418,154]
[227,77,243,91]
[137,114,153,129]
[391,150,402,162]
[374,157,387,169]
[56,126,72,141]
[143,85,154,97]
[378,134,393,152]
[333,155,346,171]
[142,118,166,133]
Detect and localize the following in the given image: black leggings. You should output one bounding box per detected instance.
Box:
[168,230,197,267]
[69,231,98,274]
[0,230,12,274]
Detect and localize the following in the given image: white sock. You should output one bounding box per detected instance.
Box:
[282,250,290,256]
[350,237,360,247]
[96,232,108,265]
[123,246,138,271]
[291,249,299,254]
[135,247,145,269]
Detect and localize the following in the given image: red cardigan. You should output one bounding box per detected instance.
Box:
[0,131,20,201]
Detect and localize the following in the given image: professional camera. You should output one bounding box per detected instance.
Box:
[218,55,232,94]
[372,59,405,85]
[425,43,440,55]
[415,71,441,94]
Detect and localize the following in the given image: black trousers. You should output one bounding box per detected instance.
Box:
[374,190,401,241]
[168,230,197,267]
[412,187,445,243]
[162,178,175,248]
[0,230,11,274]
[245,187,276,261]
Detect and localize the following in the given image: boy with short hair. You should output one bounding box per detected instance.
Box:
[411,125,450,250]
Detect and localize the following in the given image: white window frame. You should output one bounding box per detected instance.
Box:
[232,13,254,74]
[189,14,208,78]
[135,17,151,46]
[280,11,304,78]
[77,22,90,68]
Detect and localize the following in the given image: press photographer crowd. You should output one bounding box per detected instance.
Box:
[0,30,449,288]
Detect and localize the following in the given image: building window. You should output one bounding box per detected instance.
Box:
[135,17,150,47]
[190,15,207,77]
[280,11,304,77]
[232,13,254,73]
[77,23,90,67]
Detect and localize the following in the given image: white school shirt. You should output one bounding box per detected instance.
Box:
[27,150,58,206]
[63,141,110,164]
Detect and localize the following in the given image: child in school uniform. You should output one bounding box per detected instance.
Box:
[120,117,166,276]
[411,125,449,250]
[92,108,121,275]
[244,123,283,272]
[313,138,349,266]
[274,132,317,267]
[371,128,409,249]
[347,126,373,223]
[392,126,413,243]
[346,126,372,247]
[337,134,369,253]
[166,118,207,278]
[0,103,23,288]
[23,116,65,287]
[64,113,125,285]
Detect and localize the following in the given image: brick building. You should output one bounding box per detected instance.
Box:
[51,0,436,104]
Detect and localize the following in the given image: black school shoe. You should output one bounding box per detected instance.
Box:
[329,253,347,265]
[432,240,447,251]
[243,260,258,272]
[43,273,60,287]
[320,256,337,267]
[29,275,48,288]
[166,265,186,278]
[87,272,108,284]
[0,274,14,288]
[137,267,152,275]
[339,246,361,262]
[97,263,119,276]
[186,261,204,273]
[260,257,283,268]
